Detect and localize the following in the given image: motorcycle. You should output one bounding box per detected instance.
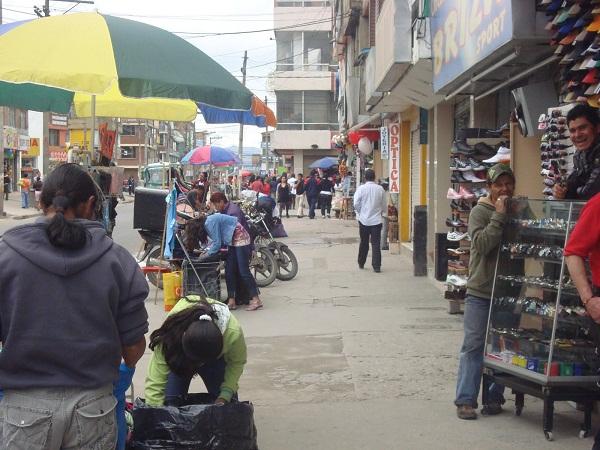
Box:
[241,201,298,281]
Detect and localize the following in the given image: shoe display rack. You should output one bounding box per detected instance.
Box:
[537,105,576,200]
[482,198,600,441]
[538,0,600,106]
[445,135,506,313]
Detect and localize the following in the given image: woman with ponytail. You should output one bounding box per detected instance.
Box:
[0,163,149,450]
[145,296,247,406]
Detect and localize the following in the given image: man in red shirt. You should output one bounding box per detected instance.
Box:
[564,193,600,323]
[250,177,263,193]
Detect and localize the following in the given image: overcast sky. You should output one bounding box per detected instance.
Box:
[3,0,280,148]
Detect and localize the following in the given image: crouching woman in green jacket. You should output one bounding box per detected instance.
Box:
[144,296,247,406]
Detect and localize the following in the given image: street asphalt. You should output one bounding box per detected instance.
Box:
[1,200,596,448]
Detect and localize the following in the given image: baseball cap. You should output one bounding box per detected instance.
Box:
[487,163,514,183]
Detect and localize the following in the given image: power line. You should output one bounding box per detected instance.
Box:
[2,6,37,16]
[174,15,339,38]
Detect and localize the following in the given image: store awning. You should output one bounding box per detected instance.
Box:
[199,96,276,128]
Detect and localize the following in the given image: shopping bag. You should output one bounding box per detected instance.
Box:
[129,394,258,450]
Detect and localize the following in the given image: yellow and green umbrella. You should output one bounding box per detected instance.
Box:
[0,13,253,110]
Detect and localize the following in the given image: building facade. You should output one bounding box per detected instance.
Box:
[2,107,29,191]
[271,0,338,175]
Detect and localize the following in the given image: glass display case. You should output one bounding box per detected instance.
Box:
[484,198,598,386]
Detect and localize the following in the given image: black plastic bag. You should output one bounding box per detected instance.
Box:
[129,394,258,450]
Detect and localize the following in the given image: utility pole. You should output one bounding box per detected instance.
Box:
[264,96,270,175]
[237,51,248,169]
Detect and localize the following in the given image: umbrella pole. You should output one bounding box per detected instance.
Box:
[90,95,96,164]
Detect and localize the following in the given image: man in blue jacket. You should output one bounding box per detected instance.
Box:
[304,170,321,219]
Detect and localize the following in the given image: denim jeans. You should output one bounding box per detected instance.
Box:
[307,196,318,218]
[164,357,237,404]
[0,385,116,450]
[20,191,28,208]
[225,244,258,299]
[455,295,504,408]
[319,194,332,216]
[358,222,382,269]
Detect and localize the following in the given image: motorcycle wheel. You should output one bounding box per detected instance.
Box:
[252,246,278,287]
[146,247,170,289]
[271,244,298,281]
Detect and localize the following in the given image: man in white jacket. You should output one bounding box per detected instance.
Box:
[353,169,386,272]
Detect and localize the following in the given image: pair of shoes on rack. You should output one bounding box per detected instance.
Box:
[447,187,475,200]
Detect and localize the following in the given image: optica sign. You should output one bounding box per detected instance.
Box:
[388,123,400,194]
[431,0,513,92]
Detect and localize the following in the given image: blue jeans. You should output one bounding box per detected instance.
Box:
[455,295,504,408]
[164,357,236,404]
[21,190,29,208]
[225,244,258,299]
[307,196,318,218]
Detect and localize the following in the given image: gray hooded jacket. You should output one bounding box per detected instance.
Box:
[0,218,149,389]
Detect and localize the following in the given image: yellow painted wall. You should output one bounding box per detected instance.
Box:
[400,120,411,242]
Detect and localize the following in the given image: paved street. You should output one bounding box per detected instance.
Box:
[1,202,595,448]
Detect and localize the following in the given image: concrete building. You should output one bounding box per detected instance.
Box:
[271,0,338,174]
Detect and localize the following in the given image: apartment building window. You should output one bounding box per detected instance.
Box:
[49,129,60,146]
[276,90,337,130]
[122,125,136,136]
[275,0,330,6]
[120,146,137,159]
[276,31,332,71]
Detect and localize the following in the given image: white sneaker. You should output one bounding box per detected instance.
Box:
[446,274,467,287]
[447,231,469,241]
[482,146,511,164]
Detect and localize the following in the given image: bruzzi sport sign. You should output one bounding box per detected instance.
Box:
[431,0,514,92]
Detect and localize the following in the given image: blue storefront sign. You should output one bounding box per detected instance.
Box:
[431,0,513,93]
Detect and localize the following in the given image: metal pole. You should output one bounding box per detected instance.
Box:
[264,96,269,175]
[237,50,248,167]
[90,94,96,163]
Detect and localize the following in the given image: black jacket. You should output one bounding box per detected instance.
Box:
[566,140,600,200]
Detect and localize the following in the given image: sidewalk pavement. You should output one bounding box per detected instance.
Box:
[0,194,42,220]
[134,216,592,449]
[0,193,135,221]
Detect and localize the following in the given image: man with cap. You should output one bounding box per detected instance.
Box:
[454,163,515,420]
[554,104,600,200]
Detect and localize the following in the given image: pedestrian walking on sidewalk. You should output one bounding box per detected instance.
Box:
[3,173,10,200]
[295,173,306,217]
[305,170,320,219]
[353,169,385,272]
[319,176,334,218]
[277,175,291,218]
[18,173,31,208]
[288,173,297,209]
[454,163,514,420]
[0,163,149,450]
[33,176,43,210]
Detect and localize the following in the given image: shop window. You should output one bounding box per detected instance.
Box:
[122,125,136,136]
[49,129,60,147]
[120,146,137,159]
[276,91,303,124]
[304,91,336,125]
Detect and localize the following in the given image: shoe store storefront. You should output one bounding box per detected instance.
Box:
[426,0,600,434]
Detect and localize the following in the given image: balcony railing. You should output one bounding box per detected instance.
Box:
[276,122,338,131]
[275,62,332,72]
[275,0,330,7]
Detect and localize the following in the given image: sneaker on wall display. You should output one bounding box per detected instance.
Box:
[446,274,467,287]
[458,186,475,199]
[467,158,485,171]
[451,141,475,155]
[447,188,463,200]
[463,170,486,182]
[454,158,472,171]
[482,146,511,163]
[447,231,469,241]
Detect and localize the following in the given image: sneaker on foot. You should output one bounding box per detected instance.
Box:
[482,402,503,416]
[457,405,477,420]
